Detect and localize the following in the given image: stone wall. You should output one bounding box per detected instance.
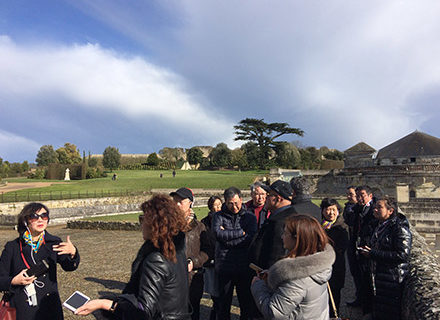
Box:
[0,190,251,226]
[402,224,440,319]
[0,195,151,225]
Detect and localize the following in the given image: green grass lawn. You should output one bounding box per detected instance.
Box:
[1,170,266,202]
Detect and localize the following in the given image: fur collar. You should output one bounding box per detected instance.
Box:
[268,244,335,289]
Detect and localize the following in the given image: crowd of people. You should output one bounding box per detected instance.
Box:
[0,178,412,320]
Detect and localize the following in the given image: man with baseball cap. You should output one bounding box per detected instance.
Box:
[249,180,297,270]
[170,187,211,320]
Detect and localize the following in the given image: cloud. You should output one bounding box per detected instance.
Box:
[0,35,235,161]
[124,1,440,150]
[0,129,40,163]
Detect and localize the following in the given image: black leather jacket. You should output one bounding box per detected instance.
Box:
[369,213,412,286]
[114,232,190,320]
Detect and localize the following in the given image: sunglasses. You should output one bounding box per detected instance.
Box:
[28,212,49,222]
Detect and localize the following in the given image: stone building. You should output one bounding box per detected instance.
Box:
[375,130,440,166]
[343,142,376,168]
[314,130,440,249]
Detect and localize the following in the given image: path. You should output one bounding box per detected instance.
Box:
[0,182,66,193]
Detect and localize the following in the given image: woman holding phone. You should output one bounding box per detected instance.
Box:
[76,194,191,319]
[0,202,80,320]
[251,215,335,320]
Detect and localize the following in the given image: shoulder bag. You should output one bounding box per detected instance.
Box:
[0,293,16,320]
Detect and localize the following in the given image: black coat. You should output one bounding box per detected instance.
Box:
[325,215,349,291]
[354,202,378,247]
[369,213,412,320]
[114,232,190,320]
[200,211,216,265]
[0,232,80,320]
[248,205,296,270]
[212,204,257,273]
[290,195,322,223]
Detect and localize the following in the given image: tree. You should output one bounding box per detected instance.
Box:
[88,157,98,167]
[234,118,304,169]
[56,143,82,164]
[36,145,58,166]
[210,143,232,168]
[21,161,30,173]
[146,153,160,166]
[102,146,121,171]
[324,150,344,161]
[274,142,301,168]
[241,142,259,169]
[186,147,203,165]
[231,148,248,169]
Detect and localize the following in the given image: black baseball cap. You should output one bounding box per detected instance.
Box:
[269,180,293,201]
[170,187,194,202]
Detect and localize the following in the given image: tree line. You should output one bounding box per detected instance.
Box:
[0,118,345,180]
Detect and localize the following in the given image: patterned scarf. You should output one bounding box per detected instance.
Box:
[22,230,45,253]
[322,219,336,230]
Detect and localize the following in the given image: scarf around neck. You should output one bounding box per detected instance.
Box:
[22,230,45,253]
[322,219,336,230]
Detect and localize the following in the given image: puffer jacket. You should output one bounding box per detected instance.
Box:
[251,244,335,320]
[212,204,257,273]
[114,232,190,320]
[369,213,412,320]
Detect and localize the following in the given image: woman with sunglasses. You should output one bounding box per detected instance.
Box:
[0,202,80,320]
[76,194,191,319]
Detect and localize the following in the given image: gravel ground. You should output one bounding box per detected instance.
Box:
[0,225,362,320]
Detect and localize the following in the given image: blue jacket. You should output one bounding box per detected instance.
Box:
[212,204,257,272]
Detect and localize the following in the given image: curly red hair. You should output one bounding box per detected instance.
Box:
[140,194,188,262]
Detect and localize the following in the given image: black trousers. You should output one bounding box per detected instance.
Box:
[347,241,362,300]
[216,269,255,320]
[190,272,205,320]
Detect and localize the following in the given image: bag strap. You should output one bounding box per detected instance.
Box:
[327,282,339,319]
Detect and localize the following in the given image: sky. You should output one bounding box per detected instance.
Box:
[1,1,440,163]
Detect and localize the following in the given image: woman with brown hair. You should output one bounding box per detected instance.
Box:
[76,194,191,319]
[251,215,335,320]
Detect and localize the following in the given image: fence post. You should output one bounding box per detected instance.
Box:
[15,192,18,202]
[27,192,30,201]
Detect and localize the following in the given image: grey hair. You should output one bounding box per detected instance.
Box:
[290,176,312,196]
[250,181,265,192]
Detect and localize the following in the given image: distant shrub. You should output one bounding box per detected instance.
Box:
[27,168,47,179]
[86,166,107,179]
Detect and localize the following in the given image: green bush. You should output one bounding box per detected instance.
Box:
[86,167,107,179]
[27,168,47,179]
